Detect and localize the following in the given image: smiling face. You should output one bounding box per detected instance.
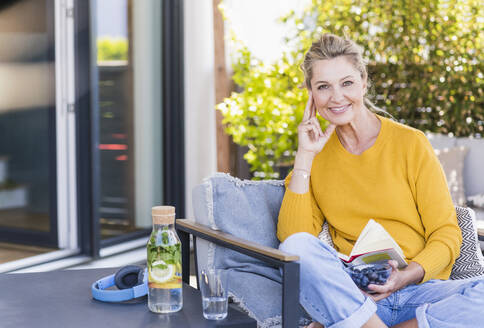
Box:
[310,56,368,126]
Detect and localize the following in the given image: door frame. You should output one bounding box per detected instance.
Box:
[55,0,78,250]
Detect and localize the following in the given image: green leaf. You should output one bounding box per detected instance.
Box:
[162,231,169,245]
[152,263,168,270]
[97,37,128,61]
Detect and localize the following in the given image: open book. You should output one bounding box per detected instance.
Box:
[338,219,408,268]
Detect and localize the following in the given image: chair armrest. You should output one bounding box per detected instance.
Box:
[176,219,299,262]
[176,218,301,328]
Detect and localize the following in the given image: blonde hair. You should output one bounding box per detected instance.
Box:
[301,33,387,115]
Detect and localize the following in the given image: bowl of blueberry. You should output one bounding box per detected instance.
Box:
[345,261,392,292]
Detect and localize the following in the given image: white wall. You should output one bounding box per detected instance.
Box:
[181,0,311,219]
[183,0,217,219]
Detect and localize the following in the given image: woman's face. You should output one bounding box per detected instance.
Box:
[309,56,367,126]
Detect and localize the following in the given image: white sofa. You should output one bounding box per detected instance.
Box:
[427,133,484,223]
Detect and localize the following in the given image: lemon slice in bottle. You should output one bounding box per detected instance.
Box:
[150,260,175,283]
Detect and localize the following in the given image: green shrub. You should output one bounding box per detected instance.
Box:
[217,0,483,179]
[97,37,128,62]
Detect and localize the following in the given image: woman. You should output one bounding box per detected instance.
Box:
[277,34,484,328]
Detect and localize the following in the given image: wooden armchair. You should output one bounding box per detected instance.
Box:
[175,173,484,328]
[176,219,301,328]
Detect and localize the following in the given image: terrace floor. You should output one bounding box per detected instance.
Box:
[0,242,55,264]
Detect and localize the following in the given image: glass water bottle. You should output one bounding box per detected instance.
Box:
[147,206,183,313]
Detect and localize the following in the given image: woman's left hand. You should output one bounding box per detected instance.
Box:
[364,260,424,302]
[364,260,402,301]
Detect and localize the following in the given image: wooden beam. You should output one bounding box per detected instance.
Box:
[212,0,232,173]
[176,219,299,262]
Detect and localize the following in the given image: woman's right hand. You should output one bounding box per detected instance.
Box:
[297,91,335,156]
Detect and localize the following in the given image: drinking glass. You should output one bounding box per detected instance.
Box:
[199,269,229,320]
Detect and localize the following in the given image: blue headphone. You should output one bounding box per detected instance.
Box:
[91,265,148,302]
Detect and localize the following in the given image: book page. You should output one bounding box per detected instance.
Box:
[350,248,407,268]
[351,219,405,259]
[352,219,380,255]
[337,252,350,262]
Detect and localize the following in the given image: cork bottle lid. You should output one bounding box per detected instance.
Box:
[152,206,175,224]
[152,206,175,215]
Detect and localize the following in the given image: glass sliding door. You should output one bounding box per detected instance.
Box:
[94,0,162,244]
[0,0,58,248]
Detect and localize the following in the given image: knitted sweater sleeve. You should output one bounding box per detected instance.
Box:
[276,171,325,242]
[409,131,462,282]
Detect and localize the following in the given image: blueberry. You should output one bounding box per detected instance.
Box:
[369,272,378,280]
[348,264,392,290]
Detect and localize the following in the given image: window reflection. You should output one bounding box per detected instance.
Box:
[0,0,54,234]
[97,0,162,240]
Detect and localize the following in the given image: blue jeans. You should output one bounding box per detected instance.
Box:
[279,232,484,328]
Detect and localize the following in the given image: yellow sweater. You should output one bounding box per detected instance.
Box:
[277,116,461,282]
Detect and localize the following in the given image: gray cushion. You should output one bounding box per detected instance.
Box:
[192,173,310,327]
[192,173,284,277]
[455,137,484,197]
[434,146,468,206]
[449,206,484,279]
[427,132,484,198]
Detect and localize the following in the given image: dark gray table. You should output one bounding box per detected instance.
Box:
[0,268,256,328]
